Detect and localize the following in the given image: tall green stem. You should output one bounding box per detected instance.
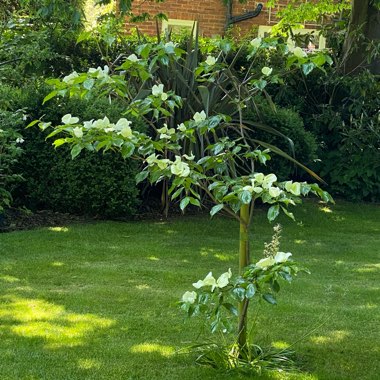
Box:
[238,203,250,349]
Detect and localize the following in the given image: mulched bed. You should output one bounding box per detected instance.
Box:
[0,208,89,233]
[0,202,208,233]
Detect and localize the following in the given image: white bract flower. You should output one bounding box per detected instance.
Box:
[116,118,132,130]
[62,71,79,84]
[293,47,307,58]
[274,251,292,263]
[261,66,273,76]
[193,272,217,291]
[262,173,277,189]
[250,37,262,49]
[83,120,94,129]
[151,84,168,100]
[253,173,265,185]
[73,127,83,138]
[88,66,109,79]
[152,84,164,96]
[145,153,170,169]
[285,181,301,196]
[127,54,139,62]
[171,156,190,177]
[157,124,175,139]
[16,137,24,144]
[256,257,276,269]
[182,291,197,304]
[216,268,232,288]
[243,185,254,192]
[269,186,282,198]
[205,55,216,66]
[146,153,158,165]
[177,123,186,132]
[120,126,132,138]
[157,159,170,170]
[183,153,195,161]
[115,118,133,138]
[93,116,111,129]
[193,110,207,123]
[62,114,79,125]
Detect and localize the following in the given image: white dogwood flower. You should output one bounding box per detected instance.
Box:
[171,156,190,177]
[262,174,277,189]
[255,257,276,270]
[73,127,83,138]
[274,251,292,263]
[177,123,187,132]
[182,291,197,304]
[269,186,282,198]
[62,114,79,125]
[127,54,139,62]
[285,181,301,196]
[250,37,262,49]
[261,67,273,76]
[62,71,79,84]
[216,268,232,288]
[193,110,207,123]
[205,55,216,66]
[293,47,307,58]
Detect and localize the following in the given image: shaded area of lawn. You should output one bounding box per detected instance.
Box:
[0,201,379,379]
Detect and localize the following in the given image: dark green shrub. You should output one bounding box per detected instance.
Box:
[0,110,24,212]
[311,107,380,202]
[245,102,318,180]
[10,84,145,217]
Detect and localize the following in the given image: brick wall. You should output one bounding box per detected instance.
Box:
[127,1,290,37]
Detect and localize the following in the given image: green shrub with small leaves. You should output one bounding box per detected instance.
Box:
[0,110,24,212]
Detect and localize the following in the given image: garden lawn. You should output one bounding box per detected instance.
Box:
[0,200,379,380]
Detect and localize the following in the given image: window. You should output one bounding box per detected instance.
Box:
[162,19,197,37]
[258,25,327,50]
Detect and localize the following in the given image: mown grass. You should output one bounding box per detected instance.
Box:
[0,200,379,379]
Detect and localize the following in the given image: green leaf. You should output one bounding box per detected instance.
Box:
[121,142,135,158]
[170,187,183,200]
[70,144,82,159]
[76,30,92,44]
[302,62,315,75]
[135,170,149,184]
[232,288,245,301]
[267,204,280,222]
[281,206,295,221]
[246,283,256,299]
[42,90,58,104]
[263,293,277,305]
[26,119,40,128]
[239,190,252,205]
[210,204,224,217]
[53,138,66,148]
[180,197,190,210]
[189,197,201,207]
[83,79,95,90]
[222,303,238,316]
[271,280,280,293]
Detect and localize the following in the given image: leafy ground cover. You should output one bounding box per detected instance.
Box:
[0,200,379,379]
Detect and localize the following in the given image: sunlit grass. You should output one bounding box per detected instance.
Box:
[0,200,379,379]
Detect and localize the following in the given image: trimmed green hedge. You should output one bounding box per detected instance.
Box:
[11,84,145,217]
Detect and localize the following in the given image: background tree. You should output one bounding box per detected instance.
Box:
[341,0,380,74]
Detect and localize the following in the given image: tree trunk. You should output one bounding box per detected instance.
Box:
[238,203,250,349]
[341,0,380,74]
